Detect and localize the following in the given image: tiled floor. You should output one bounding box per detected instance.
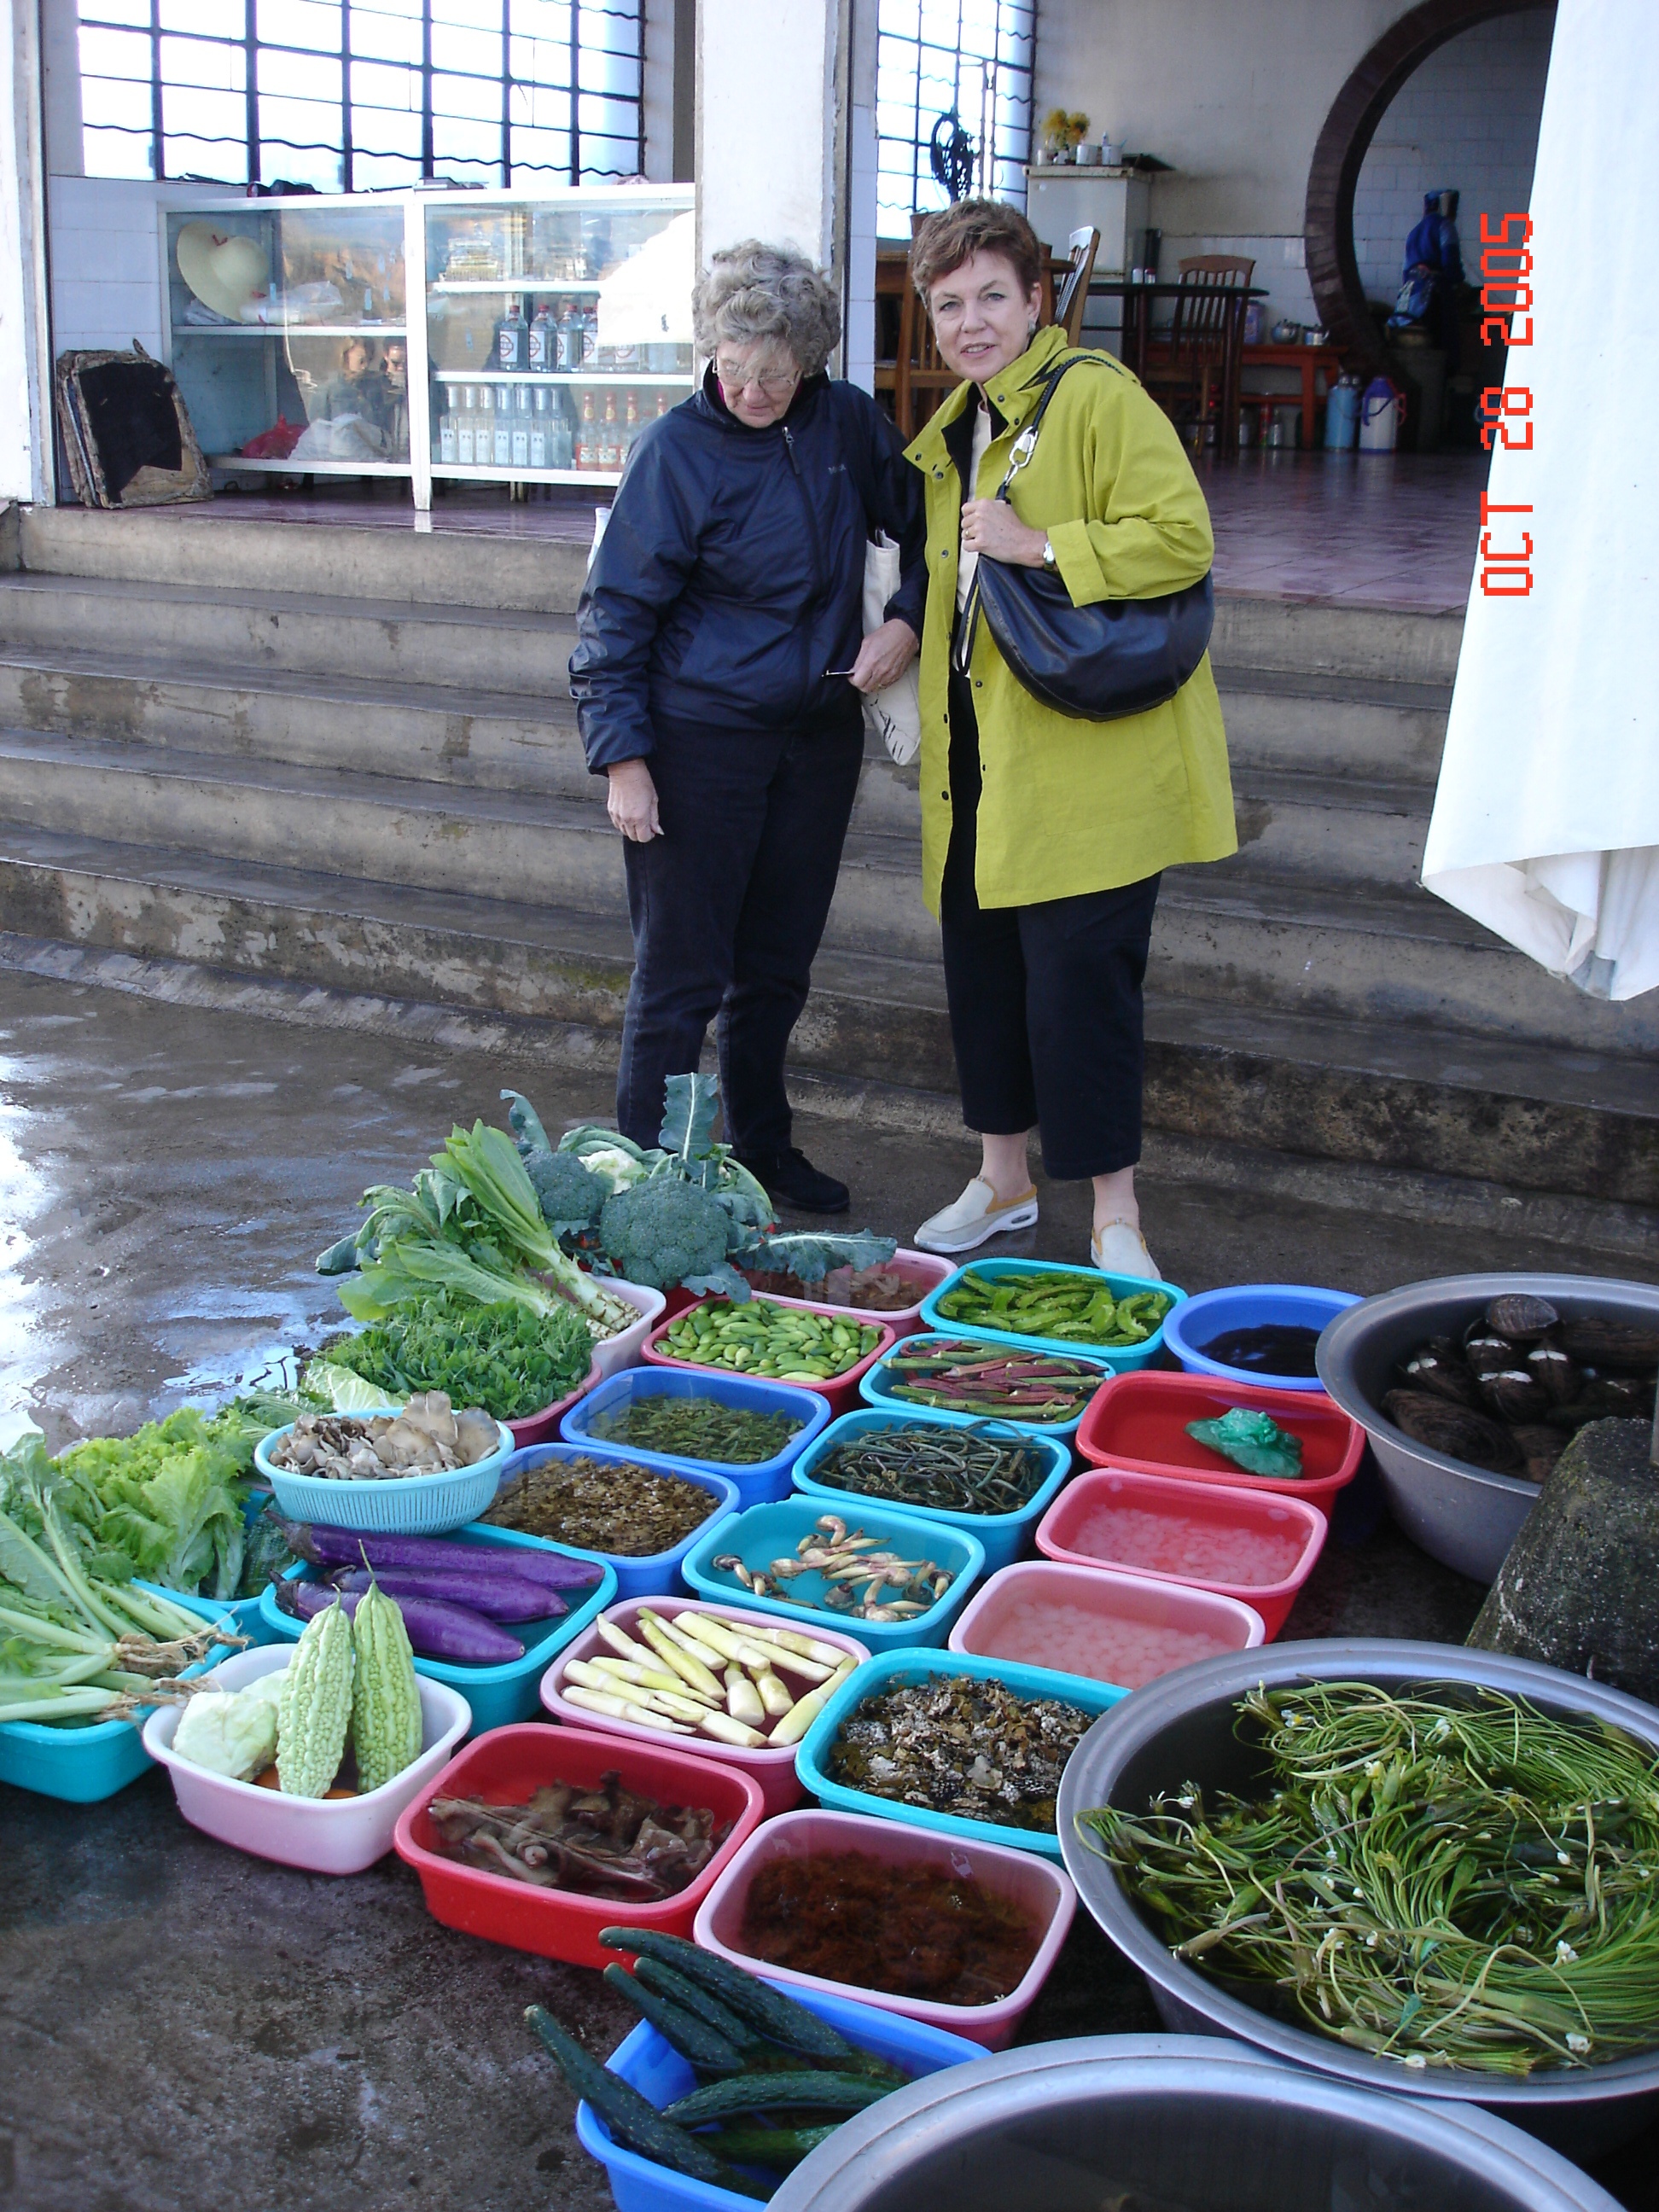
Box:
[170,447,1489,614]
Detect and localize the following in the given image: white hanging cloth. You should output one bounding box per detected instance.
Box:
[1420,0,1659,1002]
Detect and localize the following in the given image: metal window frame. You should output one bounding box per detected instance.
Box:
[876,0,1036,221]
[76,0,644,189]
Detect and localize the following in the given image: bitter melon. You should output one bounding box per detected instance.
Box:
[350,1580,422,1793]
[276,1598,355,1798]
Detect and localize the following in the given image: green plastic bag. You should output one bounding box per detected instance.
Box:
[1186,1407,1304,1480]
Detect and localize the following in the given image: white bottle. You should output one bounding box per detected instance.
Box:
[493,384,512,467]
[439,384,457,463]
[528,381,548,470]
[457,385,475,464]
[511,384,529,469]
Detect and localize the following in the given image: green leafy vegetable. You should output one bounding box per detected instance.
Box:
[55,1407,259,1598]
[314,1297,593,1421]
[742,1229,898,1284]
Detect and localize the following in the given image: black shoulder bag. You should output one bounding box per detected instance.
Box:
[953,354,1214,721]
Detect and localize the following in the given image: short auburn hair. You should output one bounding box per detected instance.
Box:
[910,200,1045,306]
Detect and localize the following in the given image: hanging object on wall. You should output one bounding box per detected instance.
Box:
[54,345,212,509]
[929,111,977,202]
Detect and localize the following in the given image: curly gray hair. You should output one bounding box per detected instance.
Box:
[692,241,841,377]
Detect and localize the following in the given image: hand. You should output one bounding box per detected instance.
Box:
[607,759,661,841]
[847,618,919,695]
[961,498,1050,569]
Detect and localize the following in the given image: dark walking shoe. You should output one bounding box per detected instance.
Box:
[735,1146,850,1215]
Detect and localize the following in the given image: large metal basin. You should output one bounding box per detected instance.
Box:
[1055,1639,1659,2160]
[770,2035,1623,2212]
[1315,1272,1659,1583]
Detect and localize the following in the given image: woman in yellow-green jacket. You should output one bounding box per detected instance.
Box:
[904,200,1236,1280]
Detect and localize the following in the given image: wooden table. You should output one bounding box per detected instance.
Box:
[1239,343,1346,449]
[1086,279,1268,456]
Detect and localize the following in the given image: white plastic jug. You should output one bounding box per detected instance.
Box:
[1358,375,1405,452]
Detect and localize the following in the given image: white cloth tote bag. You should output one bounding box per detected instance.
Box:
[861,532,923,766]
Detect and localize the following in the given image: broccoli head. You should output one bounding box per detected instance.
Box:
[597,1179,748,1295]
[524,1147,608,1238]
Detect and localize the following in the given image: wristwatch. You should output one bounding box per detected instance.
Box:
[1041,537,1057,569]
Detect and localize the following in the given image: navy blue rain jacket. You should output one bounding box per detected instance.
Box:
[569,367,928,769]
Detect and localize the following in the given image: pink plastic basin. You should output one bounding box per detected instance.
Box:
[736,1250,955,1342]
[508,1278,668,1447]
[692,1804,1076,2051]
[540,1595,870,1817]
[1035,1468,1328,1639]
[643,1298,899,1420]
[948,1558,1265,1695]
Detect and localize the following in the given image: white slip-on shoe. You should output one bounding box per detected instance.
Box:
[1091,1219,1161,1282]
[914,1176,1039,1255]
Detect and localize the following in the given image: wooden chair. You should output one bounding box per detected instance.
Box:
[1143,257,1257,448]
[1054,226,1100,346]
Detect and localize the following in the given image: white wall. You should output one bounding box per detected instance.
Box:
[1,0,53,502]
[1031,0,1419,324]
[1353,9,1552,304]
[49,177,204,358]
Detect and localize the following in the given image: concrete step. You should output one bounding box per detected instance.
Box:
[0,821,1649,1211]
[16,501,592,616]
[0,640,589,799]
[1211,664,1450,784]
[1221,766,1429,889]
[0,573,579,694]
[1209,592,1464,684]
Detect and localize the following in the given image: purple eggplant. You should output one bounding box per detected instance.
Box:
[277,1519,601,1592]
[273,1577,525,1664]
[330,1564,565,1623]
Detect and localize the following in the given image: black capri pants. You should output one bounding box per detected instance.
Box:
[940,665,1160,1183]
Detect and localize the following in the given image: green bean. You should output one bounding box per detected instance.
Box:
[587,1396,804,1465]
[934,1270,1172,1349]
[661,1299,882,1382]
[812,1423,1049,1515]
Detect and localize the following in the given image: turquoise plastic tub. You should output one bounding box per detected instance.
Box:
[258,1523,617,1732]
[0,1583,240,1803]
[791,1409,1069,1575]
[1161,1282,1361,1394]
[859,1330,1116,1443]
[795,1646,1126,1860]
[919,1259,1187,1372]
[559,1366,830,1508]
[255,1412,513,1536]
[681,1496,985,1654]
[574,1976,984,2212]
[492,1441,739,1603]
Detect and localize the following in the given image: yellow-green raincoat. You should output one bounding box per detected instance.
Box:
[904,324,1236,913]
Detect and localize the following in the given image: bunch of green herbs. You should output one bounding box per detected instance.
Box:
[313,1295,592,1422]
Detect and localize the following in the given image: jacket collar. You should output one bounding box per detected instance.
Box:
[693,364,830,434]
[905,324,1072,471]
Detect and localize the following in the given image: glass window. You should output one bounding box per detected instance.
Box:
[74,0,641,183]
[875,0,1033,235]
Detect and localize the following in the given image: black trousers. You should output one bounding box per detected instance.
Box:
[940,667,1160,1182]
[615,706,864,1156]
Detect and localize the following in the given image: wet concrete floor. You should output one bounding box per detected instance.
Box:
[1,968,1656,2211]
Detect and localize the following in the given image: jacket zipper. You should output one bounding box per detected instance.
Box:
[781,422,828,715]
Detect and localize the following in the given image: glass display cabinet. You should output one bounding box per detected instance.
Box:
[161,185,695,506]
[163,197,410,479]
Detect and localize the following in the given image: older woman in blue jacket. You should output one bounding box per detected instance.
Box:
[571,242,925,1213]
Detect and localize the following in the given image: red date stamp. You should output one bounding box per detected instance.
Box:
[1477,212,1534,597]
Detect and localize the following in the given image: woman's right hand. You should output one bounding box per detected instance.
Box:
[607,758,662,841]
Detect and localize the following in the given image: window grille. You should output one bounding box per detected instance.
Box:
[875,0,1034,235]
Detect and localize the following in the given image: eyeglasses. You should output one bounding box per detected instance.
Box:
[716,364,799,397]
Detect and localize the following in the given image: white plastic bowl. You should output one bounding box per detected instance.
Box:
[143,1644,471,1875]
[591,1276,669,1378]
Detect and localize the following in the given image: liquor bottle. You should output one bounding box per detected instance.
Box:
[474,382,492,464]
[579,302,598,369]
[550,390,574,469]
[527,300,554,372]
[457,384,475,464]
[528,382,548,470]
[655,392,672,419]
[575,390,598,469]
[621,388,640,456]
[555,301,577,371]
[439,384,457,463]
[598,392,620,471]
[495,296,528,371]
[511,383,530,469]
[493,384,512,467]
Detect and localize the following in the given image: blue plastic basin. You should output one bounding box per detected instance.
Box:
[258,1523,616,1733]
[919,1259,1186,1371]
[0,1583,240,1803]
[791,1409,1069,1575]
[859,1330,1115,1443]
[681,1496,984,1654]
[491,1441,739,1603]
[795,1646,1126,1860]
[560,1366,830,1508]
[1161,1283,1362,1394]
[574,1976,985,2212]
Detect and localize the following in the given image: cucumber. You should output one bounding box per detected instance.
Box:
[666,2071,894,2126]
[524,2007,766,2199]
[703,2123,840,2172]
[600,1929,870,2065]
[602,1965,746,2075]
[632,1955,770,2056]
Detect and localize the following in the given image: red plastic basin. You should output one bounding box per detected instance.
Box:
[1035,1467,1328,1639]
[948,1557,1265,1695]
[1075,1370,1363,1506]
[506,1352,602,1451]
[735,1249,956,1342]
[642,1298,899,1420]
[393,1723,765,1970]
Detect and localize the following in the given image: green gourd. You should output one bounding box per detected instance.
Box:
[276,1598,355,1797]
[350,1580,422,1793]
